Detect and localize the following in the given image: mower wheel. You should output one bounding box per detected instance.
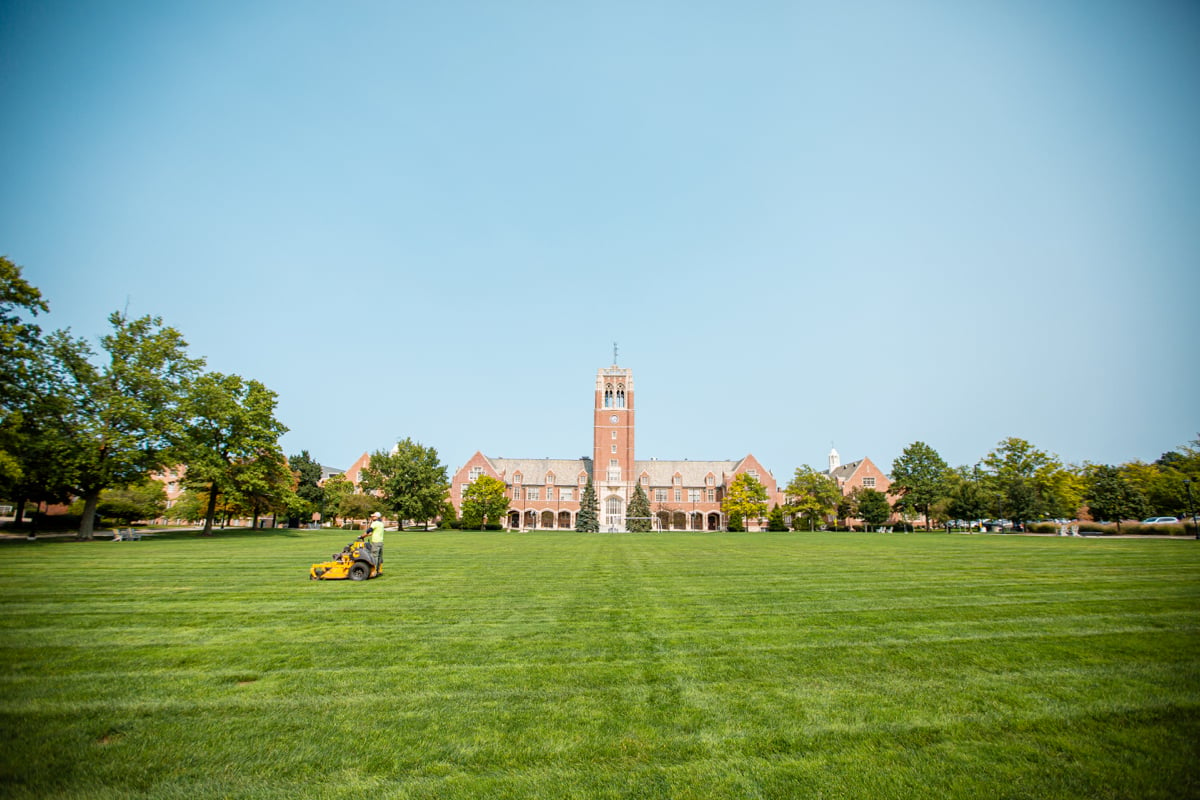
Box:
[349,561,371,581]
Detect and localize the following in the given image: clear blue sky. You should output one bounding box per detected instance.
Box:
[2,0,1197,478]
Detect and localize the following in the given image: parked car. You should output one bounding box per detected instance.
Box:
[1141,516,1179,525]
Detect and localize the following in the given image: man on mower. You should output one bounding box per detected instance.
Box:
[358,511,385,573]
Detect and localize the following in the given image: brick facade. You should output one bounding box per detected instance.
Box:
[446,365,785,531]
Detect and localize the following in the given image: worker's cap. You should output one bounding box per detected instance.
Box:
[371,512,382,518]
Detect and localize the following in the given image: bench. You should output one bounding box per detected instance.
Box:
[111,528,143,541]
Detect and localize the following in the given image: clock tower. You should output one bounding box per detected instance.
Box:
[593,364,635,529]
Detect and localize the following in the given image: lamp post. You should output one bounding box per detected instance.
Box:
[1185,479,1198,540]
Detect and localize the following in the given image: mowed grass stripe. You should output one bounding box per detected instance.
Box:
[1,531,1197,799]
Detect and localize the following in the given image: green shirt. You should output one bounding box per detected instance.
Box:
[367,520,385,544]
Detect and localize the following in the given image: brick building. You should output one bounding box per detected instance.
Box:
[823,448,898,526]
[824,448,891,497]
[447,364,784,531]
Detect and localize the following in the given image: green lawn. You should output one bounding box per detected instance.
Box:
[1,530,1197,799]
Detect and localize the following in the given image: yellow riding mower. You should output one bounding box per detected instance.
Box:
[309,539,380,581]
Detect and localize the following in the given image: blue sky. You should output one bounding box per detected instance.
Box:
[2,0,1197,478]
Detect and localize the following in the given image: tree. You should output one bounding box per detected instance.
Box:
[1085,465,1149,531]
[626,483,652,531]
[82,478,167,525]
[0,256,49,494]
[852,487,892,528]
[461,474,509,529]
[889,441,950,530]
[722,473,768,531]
[340,491,382,523]
[287,450,324,527]
[784,465,840,531]
[576,481,599,532]
[359,438,448,529]
[227,449,295,530]
[167,488,208,523]
[981,437,1073,525]
[44,313,203,539]
[0,259,72,523]
[321,473,356,525]
[946,468,989,525]
[766,504,788,531]
[177,373,289,535]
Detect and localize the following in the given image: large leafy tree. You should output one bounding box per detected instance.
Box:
[178,373,289,535]
[723,472,768,531]
[359,438,448,529]
[0,258,64,519]
[946,468,989,525]
[576,480,599,532]
[85,478,167,526]
[853,487,892,528]
[228,449,296,530]
[889,441,950,529]
[321,473,356,525]
[1085,465,1149,531]
[0,257,46,481]
[784,465,840,531]
[626,483,652,531]
[981,437,1072,525]
[340,491,382,523]
[45,313,203,539]
[461,474,509,529]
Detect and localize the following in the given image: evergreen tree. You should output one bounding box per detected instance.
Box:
[576,480,599,532]
[626,483,652,531]
[767,503,788,531]
[288,449,324,526]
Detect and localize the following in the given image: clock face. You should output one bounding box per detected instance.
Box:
[610,415,619,423]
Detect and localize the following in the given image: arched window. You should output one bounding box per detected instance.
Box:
[606,497,623,518]
[616,385,626,408]
[604,384,613,408]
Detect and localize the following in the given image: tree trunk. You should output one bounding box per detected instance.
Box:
[202,484,219,536]
[78,493,100,540]
[14,497,27,526]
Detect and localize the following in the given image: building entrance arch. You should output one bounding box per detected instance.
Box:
[604,496,624,531]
